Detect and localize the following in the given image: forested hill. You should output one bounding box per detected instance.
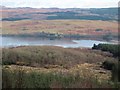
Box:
[1,6,118,21]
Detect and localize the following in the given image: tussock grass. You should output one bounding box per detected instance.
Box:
[2,46,116,68]
[2,46,119,88]
[2,64,113,88]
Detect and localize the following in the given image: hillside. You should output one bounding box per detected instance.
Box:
[1,7,118,21]
[2,46,116,67]
[2,46,119,88]
[1,7,118,41]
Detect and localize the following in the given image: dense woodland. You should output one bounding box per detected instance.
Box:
[92,44,120,82]
[92,44,120,57]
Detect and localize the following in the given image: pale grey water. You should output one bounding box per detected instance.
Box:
[0,36,114,48]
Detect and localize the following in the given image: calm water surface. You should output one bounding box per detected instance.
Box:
[0,36,115,48]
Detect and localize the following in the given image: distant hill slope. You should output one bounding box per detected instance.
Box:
[1,6,118,21]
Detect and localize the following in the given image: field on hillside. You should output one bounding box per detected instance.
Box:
[1,20,118,36]
[1,7,117,20]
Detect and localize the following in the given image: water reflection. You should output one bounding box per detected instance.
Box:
[0,36,114,48]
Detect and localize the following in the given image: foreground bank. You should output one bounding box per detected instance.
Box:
[2,45,120,88]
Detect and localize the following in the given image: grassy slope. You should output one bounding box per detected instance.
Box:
[2,46,118,88]
[3,64,112,88]
[1,20,118,36]
[2,46,116,68]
